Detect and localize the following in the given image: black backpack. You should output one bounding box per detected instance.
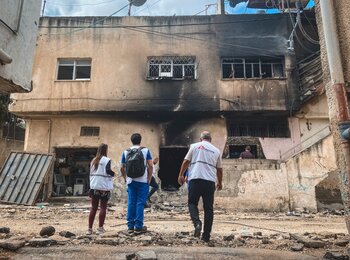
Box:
[125,147,146,178]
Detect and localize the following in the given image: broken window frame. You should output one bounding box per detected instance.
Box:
[57,59,92,81]
[147,56,197,80]
[80,126,100,137]
[227,118,290,138]
[222,57,285,79]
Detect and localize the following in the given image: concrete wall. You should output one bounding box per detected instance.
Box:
[0,137,24,168]
[0,0,40,93]
[10,14,298,114]
[216,159,289,211]
[284,135,338,211]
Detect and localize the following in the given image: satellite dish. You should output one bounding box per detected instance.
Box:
[128,0,147,7]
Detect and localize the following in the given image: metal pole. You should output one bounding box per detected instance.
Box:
[319,0,350,233]
[217,0,225,15]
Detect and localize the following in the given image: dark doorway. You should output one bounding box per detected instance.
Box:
[53,147,97,196]
[229,145,257,159]
[159,146,188,191]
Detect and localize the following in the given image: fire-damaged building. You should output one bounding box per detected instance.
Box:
[8,11,341,211]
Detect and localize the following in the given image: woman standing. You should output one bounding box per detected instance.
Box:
[87,143,115,235]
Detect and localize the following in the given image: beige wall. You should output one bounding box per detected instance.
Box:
[0,138,24,168]
[10,15,296,114]
[285,135,337,211]
[0,0,40,93]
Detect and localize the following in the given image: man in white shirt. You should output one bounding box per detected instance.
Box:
[178,131,223,242]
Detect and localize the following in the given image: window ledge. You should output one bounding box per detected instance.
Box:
[221,78,287,81]
[146,77,196,81]
[55,79,91,82]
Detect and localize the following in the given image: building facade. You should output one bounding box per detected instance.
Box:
[9,14,338,211]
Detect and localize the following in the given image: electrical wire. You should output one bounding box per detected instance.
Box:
[133,0,163,16]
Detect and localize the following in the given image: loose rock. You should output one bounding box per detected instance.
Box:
[0,227,10,234]
[40,226,55,237]
[135,250,157,260]
[0,239,25,251]
[291,243,304,252]
[323,251,349,260]
[334,239,349,247]
[59,231,76,238]
[28,238,57,247]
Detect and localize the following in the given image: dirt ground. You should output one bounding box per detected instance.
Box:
[0,198,349,259]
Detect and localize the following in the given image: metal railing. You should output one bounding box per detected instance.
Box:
[280,125,331,160]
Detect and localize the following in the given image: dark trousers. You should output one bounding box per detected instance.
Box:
[148,176,159,200]
[88,196,108,229]
[188,179,216,239]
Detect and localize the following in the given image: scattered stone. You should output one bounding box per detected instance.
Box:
[0,227,10,234]
[290,233,326,248]
[28,238,57,247]
[223,234,235,241]
[323,251,349,260]
[94,238,118,246]
[261,237,269,244]
[334,239,349,247]
[40,226,55,237]
[0,239,25,251]
[138,236,152,245]
[135,250,157,260]
[291,243,304,252]
[100,231,120,238]
[59,231,75,238]
[126,253,136,260]
[253,232,262,236]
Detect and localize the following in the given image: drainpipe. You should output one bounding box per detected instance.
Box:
[319,0,350,231]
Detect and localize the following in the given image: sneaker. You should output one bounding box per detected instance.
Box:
[96,227,105,235]
[194,223,202,238]
[134,226,147,235]
[86,228,93,235]
[127,228,134,234]
[201,235,210,243]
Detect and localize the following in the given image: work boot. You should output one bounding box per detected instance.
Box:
[201,233,210,242]
[194,222,202,238]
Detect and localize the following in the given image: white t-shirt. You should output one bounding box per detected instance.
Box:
[185,140,222,183]
[121,145,152,185]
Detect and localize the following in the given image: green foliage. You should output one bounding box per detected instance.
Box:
[0,94,10,125]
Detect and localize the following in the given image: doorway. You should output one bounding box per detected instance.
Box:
[159,146,188,191]
[53,147,97,196]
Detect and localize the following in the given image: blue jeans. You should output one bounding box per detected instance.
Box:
[127,181,149,230]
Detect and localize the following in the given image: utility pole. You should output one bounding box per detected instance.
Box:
[319,0,350,233]
[217,0,225,15]
[41,0,47,16]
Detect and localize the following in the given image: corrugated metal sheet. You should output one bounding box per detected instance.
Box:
[0,151,54,205]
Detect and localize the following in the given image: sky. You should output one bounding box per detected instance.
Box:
[42,0,315,17]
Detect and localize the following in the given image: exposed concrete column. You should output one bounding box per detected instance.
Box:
[285,53,300,111]
[319,0,350,233]
[217,0,225,15]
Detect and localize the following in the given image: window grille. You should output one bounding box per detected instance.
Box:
[80,126,100,136]
[147,56,196,80]
[222,57,284,79]
[57,59,91,80]
[228,118,289,138]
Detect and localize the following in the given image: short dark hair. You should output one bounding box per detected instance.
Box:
[131,133,142,145]
[245,146,251,151]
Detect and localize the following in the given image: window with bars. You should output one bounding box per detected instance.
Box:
[80,126,100,136]
[222,57,284,79]
[57,59,91,80]
[147,56,196,80]
[227,118,290,138]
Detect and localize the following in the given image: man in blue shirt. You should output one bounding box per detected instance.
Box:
[121,133,153,235]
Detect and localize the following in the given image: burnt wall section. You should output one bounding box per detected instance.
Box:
[11,14,298,114]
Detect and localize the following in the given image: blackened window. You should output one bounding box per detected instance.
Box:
[222,57,284,79]
[80,126,100,136]
[57,59,91,80]
[228,117,290,138]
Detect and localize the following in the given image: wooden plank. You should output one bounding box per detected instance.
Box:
[26,155,54,205]
[16,154,42,204]
[3,153,30,202]
[21,155,48,205]
[0,153,23,201]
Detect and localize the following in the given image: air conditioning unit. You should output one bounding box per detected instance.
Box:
[160,72,172,77]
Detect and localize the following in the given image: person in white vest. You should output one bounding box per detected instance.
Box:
[87,143,115,235]
[178,131,223,242]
